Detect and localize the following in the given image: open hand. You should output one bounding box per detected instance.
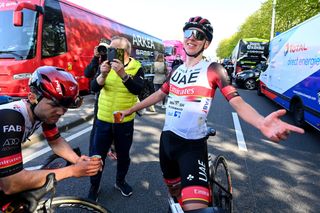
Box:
[259,109,305,142]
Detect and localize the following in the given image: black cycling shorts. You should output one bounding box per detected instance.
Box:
[159,131,209,188]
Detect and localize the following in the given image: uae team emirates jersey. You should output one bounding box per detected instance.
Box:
[0,100,60,178]
[161,60,238,139]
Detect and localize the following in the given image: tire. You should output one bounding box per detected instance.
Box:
[256,81,263,96]
[36,196,111,213]
[244,79,256,90]
[292,101,305,128]
[211,155,233,213]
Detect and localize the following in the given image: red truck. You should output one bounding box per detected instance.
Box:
[0,0,164,97]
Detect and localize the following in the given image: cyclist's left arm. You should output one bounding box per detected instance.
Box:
[207,63,306,142]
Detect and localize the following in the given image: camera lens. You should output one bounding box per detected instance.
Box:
[98,45,107,54]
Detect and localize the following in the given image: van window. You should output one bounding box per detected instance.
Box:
[42,0,67,57]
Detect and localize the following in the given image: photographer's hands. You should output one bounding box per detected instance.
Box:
[97,61,111,85]
[97,59,127,85]
[111,59,127,79]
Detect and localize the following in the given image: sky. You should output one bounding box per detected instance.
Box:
[68,0,266,59]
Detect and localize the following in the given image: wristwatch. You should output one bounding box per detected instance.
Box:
[122,74,130,82]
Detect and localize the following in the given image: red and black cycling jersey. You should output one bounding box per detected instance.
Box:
[0,100,60,178]
[161,60,239,139]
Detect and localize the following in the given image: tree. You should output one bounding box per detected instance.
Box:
[216,0,320,59]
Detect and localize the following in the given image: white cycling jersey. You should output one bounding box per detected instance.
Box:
[0,100,59,178]
[161,60,238,139]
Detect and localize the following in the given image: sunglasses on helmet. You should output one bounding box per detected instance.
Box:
[184,29,207,41]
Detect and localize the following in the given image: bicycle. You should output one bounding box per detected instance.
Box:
[168,128,233,213]
[0,148,111,213]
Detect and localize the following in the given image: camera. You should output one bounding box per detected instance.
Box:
[97,42,109,55]
[107,47,124,64]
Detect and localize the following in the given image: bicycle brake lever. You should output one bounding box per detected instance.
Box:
[20,173,57,212]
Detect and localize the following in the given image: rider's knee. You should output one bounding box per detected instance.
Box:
[164,177,181,197]
[181,186,210,210]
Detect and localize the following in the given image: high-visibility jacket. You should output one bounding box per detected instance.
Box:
[97,58,141,123]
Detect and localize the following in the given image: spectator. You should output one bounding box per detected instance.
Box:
[87,36,145,201]
[171,54,184,71]
[84,38,117,160]
[153,53,167,108]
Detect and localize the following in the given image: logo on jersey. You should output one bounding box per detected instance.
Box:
[0,153,22,169]
[3,138,20,146]
[202,98,211,114]
[174,111,181,118]
[171,70,200,85]
[3,125,22,133]
[317,92,320,105]
[198,160,207,182]
[187,174,194,181]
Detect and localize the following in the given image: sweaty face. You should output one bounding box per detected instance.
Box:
[34,98,67,124]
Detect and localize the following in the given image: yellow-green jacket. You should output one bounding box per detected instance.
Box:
[97,58,141,123]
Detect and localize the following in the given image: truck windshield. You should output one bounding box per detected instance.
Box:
[165,46,174,56]
[0,10,38,60]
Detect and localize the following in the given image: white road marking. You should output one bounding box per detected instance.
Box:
[23,126,92,163]
[232,112,248,151]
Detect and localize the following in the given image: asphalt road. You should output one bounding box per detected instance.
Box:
[23,89,320,213]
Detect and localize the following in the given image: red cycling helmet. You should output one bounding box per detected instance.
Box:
[183,16,213,42]
[29,66,83,108]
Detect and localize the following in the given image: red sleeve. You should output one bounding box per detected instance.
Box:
[208,62,239,101]
[160,80,170,94]
[42,123,60,141]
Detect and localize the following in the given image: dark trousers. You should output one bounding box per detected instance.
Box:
[90,119,134,186]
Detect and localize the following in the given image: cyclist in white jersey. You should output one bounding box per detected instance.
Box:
[119,16,305,211]
[0,66,102,195]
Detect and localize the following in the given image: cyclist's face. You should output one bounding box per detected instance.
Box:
[35,98,67,124]
[183,28,209,55]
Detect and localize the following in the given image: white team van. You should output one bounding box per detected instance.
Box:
[259,13,320,131]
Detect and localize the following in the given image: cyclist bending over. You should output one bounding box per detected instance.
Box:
[119,16,305,211]
[0,66,102,195]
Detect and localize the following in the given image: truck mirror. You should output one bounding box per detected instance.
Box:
[13,2,44,27]
[13,11,23,27]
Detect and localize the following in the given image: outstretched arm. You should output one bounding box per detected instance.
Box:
[120,89,166,119]
[229,96,304,142]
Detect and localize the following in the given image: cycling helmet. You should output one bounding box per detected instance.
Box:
[183,16,213,42]
[29,66,82,108]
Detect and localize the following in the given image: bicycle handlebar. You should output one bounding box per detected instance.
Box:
[21,147,81,212]
[206,127,216,138]
[41,147,81,169]
[20,173,57,212]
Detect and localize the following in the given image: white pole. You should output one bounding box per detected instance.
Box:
[270,0,277,40]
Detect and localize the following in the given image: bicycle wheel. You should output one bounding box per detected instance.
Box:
[211,155,233,213]
[36,196,111,213]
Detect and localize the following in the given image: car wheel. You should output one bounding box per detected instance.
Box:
[256,82,263,96]
[292,101,305,128]
[244,79,256,90]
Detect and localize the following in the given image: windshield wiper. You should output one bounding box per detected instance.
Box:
[0,50,24,59]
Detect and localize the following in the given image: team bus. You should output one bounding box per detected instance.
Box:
[231,38,269,75]
[259,13,320,131]
[0,0,164,97]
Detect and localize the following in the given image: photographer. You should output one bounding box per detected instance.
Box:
[84,39,117,161]
[88,36,145,201]
[84,38,109,79]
